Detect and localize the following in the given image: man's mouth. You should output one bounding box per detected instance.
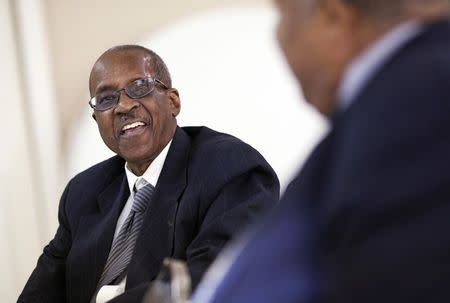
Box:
[120,121,148,136]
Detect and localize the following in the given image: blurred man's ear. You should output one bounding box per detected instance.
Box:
[320,0,358,27]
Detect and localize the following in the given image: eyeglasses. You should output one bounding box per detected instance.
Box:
[89,76,169,111]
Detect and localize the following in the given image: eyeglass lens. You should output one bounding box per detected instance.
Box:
[94,78,156,111]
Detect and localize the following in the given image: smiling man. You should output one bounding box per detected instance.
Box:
[17,45,279,303]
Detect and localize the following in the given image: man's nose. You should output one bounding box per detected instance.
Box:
[114,91,139,114]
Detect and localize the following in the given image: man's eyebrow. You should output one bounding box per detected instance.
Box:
[94,84,116,95]
[95,76,149,93]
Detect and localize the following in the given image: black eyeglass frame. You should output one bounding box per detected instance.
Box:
[88,76,169,111]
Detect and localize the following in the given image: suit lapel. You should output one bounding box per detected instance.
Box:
[126,126,190,287]
[67,167,129,303]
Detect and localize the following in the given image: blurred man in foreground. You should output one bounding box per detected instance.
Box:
[18,45,279,303]
[193,0,450,302]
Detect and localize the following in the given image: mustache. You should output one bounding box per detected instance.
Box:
[118,111,144,122]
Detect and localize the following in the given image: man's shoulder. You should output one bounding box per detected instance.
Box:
[182,126,243,145]
[341,20,450,123]
[179,126,275,181]
[181,126,264,162]
[58,156,125,216]
[385,19,450,84]
[70,155,125,187]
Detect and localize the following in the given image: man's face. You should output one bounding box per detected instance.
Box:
[90,49,180,174]
[275,0,355,116]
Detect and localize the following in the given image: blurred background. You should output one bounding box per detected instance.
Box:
[0,0,327,301]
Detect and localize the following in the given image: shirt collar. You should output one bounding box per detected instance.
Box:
[124,139,173,192]
[337,21,423,111]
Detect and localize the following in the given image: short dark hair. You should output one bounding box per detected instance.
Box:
[90,45,172,92]
[341,0,406,19]
[342,0,449,20]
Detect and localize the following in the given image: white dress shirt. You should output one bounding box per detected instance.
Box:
[96,140,172,303]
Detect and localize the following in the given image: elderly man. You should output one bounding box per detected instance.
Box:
[18,45,279,303]
[193,0,450,302]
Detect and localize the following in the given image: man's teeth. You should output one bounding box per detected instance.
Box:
[122,122,145,131]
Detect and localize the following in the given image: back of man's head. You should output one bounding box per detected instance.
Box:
[274,0,449,117]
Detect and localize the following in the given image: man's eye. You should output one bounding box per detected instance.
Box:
[98,94,116,104]
[130,83,150,97]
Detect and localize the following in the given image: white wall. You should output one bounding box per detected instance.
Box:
[68,6,328,191]
[0,1,46,301]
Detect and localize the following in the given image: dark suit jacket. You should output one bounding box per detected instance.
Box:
[18,126,279,303]
[206,19,450,303]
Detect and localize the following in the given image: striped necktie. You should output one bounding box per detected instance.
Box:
[97,182,155,288]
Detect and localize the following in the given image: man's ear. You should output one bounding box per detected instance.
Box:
[320,0,358,28]
[168,88,181,117]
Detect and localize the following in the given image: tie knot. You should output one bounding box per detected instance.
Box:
[132,183,155,212]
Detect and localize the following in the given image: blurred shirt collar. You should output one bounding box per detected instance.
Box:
[124,139,172,192]
[337,21,423,111]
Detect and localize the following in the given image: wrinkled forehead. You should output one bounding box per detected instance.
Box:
[89,50,154,94]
